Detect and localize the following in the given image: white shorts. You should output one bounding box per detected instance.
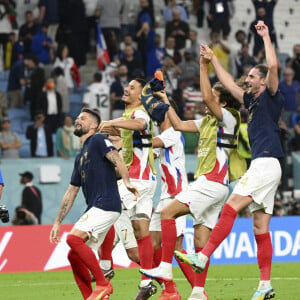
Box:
[176,176,229,229]
[233,157,282,214]
[118,179,157,220]
[114,209,137,249]
[149,198,186,237]
[73,207,120,251]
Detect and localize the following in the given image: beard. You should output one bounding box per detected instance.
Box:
[74,125,88,137]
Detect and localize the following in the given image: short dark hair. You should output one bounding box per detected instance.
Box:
[254,64,268,79]
[52,66,64,77]
[24,54,38,66]
[213,82,241,111]
[94,72,102,82]
[135,78,146,88]
[81,108,101,126]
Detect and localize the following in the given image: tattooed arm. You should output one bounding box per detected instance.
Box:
[49,184,80,244]
[106,150,140,198]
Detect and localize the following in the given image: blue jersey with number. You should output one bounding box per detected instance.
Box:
[243,89,284,159]
[70,133,121,213]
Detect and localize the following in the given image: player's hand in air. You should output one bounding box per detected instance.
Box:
[50,223,61,244]
[255,20,269,38]
[200,45,213,63]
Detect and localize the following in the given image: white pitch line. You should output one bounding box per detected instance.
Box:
[174,277,300,281]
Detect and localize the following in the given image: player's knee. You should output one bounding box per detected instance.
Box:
[160,207,173,219]
[127,248,140,264]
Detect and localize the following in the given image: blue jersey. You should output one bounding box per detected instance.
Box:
[244,89,284,159]
[70,133,121,213]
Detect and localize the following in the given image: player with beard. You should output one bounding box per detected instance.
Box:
[50,108,139,300]
[177,21,283,300]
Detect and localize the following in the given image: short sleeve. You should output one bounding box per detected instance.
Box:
[219,108,237,131]
[156,127,180,148]
[93,134,116,157]
[70,155,81,186]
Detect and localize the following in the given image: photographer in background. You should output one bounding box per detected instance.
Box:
[0,169,9,223]
[12,206,38,225]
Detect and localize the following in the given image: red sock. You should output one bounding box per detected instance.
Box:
[161,219,177,263]
[255,232,272,280]
[194,247,210,287]
[67,234,107,286]
[175,248,194,287]
[100,226,115,266]
[202,204,237,257]
[68,249,92,299]
[165,280,176,293]
[137,235,154,280]
[153,247,162,267]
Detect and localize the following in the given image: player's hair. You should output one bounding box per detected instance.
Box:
[81,108,101,126]
[169,98,179,114]
[213,82,241,110]
[254,64,268,79]
[94,72,102,82]
[135,78,146,88]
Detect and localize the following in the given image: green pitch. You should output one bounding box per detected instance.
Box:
[0,263,299,299]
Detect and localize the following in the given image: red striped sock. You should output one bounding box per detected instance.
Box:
[66,234,107,286]
[137,235,154,280]
[175,248,194,287]
[202,204,237,257]
[194,247,210,287]
[161,219,177,263]
[255,232,272,280]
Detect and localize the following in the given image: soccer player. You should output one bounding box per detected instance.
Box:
[181,21,283,300]
[83,72,111,121]
[100,79,158,300]
[49,108,139,300]
[140,61,244,300]
[149,101,189,300]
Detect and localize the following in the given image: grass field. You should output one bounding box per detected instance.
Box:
[0,262,299,300]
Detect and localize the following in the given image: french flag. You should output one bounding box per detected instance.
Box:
[96,23,110,70]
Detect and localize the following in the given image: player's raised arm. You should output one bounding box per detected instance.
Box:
[255,21,278,95]
[153,91,199,133]
[49,184,80,243]
[201,45,244,104]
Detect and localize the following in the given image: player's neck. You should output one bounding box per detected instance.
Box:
[80,131,95,146]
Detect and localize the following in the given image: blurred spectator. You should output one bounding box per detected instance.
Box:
[4,32,17,71]
[146,33,167,78]
[40,78,63,133]
[53,43,81,92]
[26,111,53,157]
[12,206,38,225]
[38,0,59,42]
[182,75,202,111]
[248,6,277,57]
[0,118,22,159]
[161,56,181,97]
[7,54,39,108]
[286,44,300,83]
[83,72,111,121]
[23,54,45,120]
[193,0,205,28]
[172,79,188,120]
[56,0,88,67]
[31,23,54,64]
[102,61,118,86]
[119,34,141,61]
[0,0,14,68]
[165,8,189,50]
[95,0,124,59]
[120,45,143,80]
[279,68,300,127]
[162,0,188,23]
[208,31,230,83]
[110,64,128,119]
[0,91,8,123]
[52,67,70,114]
[178,49,199,87]
[136,0,155,72]
[163,36,182,64]
[251,0,277,30]
[290,112,300,152]
[186,29,200,62]
[19,10,38,55]
[235,43,257,78]
[56,115,80,158]
[82,0,98,52]
[15,0,39,27]
[207,0,234,40]
[19,171,43,224]
[120,0,140,39]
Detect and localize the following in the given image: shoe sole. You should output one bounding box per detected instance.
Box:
[134,284,157,300]
[104,269,115,280]
[139,269,172,281]
[253,289,275,300]
[174,250,204,273]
